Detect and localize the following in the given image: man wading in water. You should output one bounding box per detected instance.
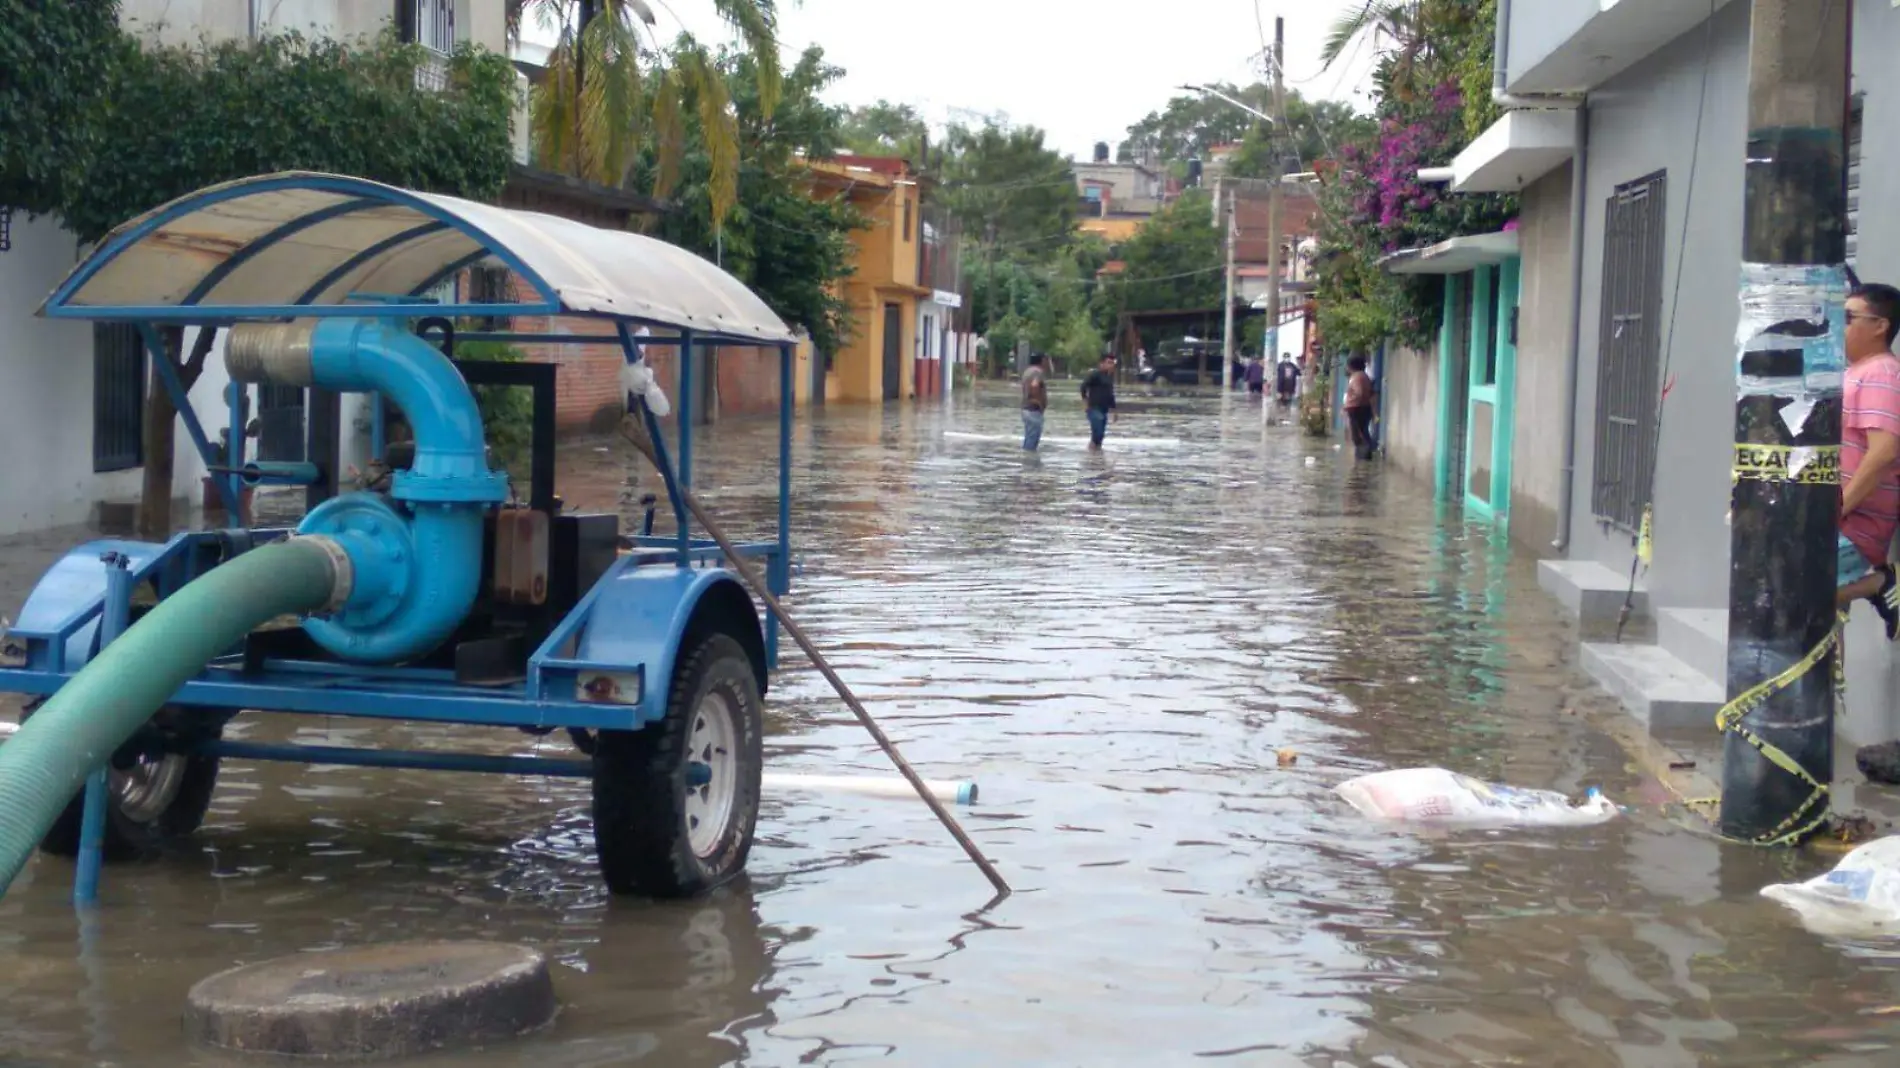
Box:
[1836,283,1900,638]
[1021,353,1048,451]
[1080,355,1117,450]
[1344,355,1378,459]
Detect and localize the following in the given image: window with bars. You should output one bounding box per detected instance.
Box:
[93,324,145,473]
[396,0,456,89]
[1590,170,1667,531]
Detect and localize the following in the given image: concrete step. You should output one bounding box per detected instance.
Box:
[1657,607,1726,686]
[1580,640,1724,732]
[1539,558,1648,624]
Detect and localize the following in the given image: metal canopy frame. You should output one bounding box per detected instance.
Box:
[6,176,802,904]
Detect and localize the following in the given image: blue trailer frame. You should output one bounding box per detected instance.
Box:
[0,173,802,903]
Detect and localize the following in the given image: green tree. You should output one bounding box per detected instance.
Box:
[840,100,929,159]
[507,0,779,228]
[1094,189,1223,319]
[641,43,865,361]
[937,123,1076,255]
[54,29,515,535]
[1225,94,1376,176]
[0,0,120,218]
[1119,85,1371,184]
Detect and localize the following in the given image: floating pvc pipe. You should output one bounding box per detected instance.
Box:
[942,431,1180,449]
[763,772,977,806]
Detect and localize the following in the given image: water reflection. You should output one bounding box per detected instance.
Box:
[4,384,1900,1064]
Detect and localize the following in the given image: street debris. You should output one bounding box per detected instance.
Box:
[1334,767,1619,828]
[1762,836,1900,938]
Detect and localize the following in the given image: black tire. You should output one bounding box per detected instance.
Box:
[27,702,223,862]
[591,632,763,898]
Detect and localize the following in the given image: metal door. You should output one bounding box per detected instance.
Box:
[882,303,902,401]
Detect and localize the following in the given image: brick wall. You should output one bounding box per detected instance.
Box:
[714,346,783,418]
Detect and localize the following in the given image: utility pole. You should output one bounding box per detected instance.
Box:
[1261,16,1285,425]
[1718,0,1851,843]
[1222,179,1237,391]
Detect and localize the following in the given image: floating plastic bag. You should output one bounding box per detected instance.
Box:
[1334,767,1618,828]
[1761,836,1900,938]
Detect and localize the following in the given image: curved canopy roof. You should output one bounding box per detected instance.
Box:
[40,171,796,344]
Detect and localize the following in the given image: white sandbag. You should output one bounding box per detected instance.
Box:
[1334,767,1618,828]
[1761,836,1900,938]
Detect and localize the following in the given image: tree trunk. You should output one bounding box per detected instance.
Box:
[135,326,220,539]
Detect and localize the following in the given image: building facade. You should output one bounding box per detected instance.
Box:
[803,156,929,404]
[0,1,512,536]
[1377,0,1900,752]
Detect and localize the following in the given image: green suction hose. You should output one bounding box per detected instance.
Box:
[0,538,339,896]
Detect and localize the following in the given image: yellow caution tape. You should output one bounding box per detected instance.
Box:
[1711,611,1843,846]
[1732,443,1842,485]
[1637,506,1653,566]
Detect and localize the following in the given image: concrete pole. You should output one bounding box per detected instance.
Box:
[1221,180,1237,391]
[1261,15,1285,425]
[1718,0,1850,843]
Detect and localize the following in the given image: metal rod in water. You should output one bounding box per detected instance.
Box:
[625,411,1012,897]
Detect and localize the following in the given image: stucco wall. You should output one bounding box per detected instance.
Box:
[121,1,498,49]
[1564,0,1750,612]
[1379,345,1439,482]
[1507,165,1576,555]
[0,214,228,534]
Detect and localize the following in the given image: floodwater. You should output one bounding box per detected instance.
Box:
[3,384,1900,1067]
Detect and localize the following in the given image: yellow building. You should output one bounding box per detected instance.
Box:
[803,156,931,403]
[1078,215,1147,242]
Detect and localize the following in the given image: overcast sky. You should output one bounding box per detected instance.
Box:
[523,0,1383,160]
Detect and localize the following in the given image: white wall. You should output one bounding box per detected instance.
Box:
[122,0,499,49]
[0,214,229,535]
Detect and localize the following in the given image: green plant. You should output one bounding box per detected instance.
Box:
[0,0,120,218]
[454,339,537,481]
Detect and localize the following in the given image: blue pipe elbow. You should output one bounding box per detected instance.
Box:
[239,318,509,664]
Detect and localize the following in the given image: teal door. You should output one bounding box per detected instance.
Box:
[1436,258,1520,523]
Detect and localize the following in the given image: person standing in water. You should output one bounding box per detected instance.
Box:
[1344,354,1378,459]
[1080,355,1118,450]
[1274,354,1300,409]
[1021,353,1048,451]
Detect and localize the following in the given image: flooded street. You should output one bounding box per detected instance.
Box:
[5,384,1900,1066]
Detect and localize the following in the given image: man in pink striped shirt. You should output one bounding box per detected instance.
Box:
[1837,283,1900,638]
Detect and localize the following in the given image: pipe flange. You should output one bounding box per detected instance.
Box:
[392,469,512,505]
[290,534,356,616]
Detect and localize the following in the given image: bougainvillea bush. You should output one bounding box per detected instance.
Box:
[1313,77,1516,355]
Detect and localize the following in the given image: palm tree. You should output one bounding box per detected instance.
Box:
[1318,1,1417,70]
[505,0,781,229]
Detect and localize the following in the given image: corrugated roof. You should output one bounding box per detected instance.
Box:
[41,171,795,344]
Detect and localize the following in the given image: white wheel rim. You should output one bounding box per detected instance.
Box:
[685,689,740,859]
[115,752,187,823]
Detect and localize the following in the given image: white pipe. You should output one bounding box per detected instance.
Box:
[1492,0,1582,110]
[0,722,15,737]
[1417,167,1455,183]
[1553,100,1591,551]
[942,431,1182,448]
[765,772,977,806]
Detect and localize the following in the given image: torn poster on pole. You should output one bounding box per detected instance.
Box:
[1735,262,1850,403]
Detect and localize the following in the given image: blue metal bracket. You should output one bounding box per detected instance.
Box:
[136,323,238,519]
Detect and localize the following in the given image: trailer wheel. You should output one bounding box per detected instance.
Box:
[591,632,763,898]
[27,702,223,862]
